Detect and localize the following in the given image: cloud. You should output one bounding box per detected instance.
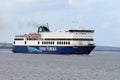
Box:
[68,0,73,5]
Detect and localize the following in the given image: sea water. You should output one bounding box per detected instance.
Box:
[0,49,120,80]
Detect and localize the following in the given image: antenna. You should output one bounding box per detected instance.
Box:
[47,22,49,29]
[72,19,80,27]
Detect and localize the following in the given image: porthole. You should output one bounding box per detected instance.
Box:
[51,42,52,44]
[64,42,66,45]
[25,41,26,44]
[13,41,15,44]
[68,42,70,45]
[53,42,54,44]
[66,42,67,44]
[38,41,40,44]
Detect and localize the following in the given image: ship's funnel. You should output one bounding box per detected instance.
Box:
[37,25,50,33]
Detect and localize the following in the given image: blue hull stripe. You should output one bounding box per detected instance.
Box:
[12,45,95,54]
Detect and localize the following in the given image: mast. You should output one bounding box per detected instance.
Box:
[47,22,49,29]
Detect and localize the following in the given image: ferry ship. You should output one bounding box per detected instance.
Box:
[12,25,95,54]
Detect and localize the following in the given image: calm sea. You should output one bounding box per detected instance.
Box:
[0,49,120,80]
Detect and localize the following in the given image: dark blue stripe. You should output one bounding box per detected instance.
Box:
[12,45,95,54]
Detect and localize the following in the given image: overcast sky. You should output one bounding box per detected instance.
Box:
[0,0,120,47]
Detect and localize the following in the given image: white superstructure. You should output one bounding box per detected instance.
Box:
[12,25,95,54]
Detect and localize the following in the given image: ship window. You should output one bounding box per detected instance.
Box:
[66,42,67,44]
[42,41,55,45]
[13,41,15,44]
[51,42,53,44]
[68,42,70,45]
[38,41,40,44]
[52,42,54,44]
[48,42,50,44]
[64,42,66,45]
[57,41,70,45]
[57,41,68,45]
[57,42,60,45]
[25,41,26,44]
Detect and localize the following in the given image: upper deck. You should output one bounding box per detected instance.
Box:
[13,25,95,46]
